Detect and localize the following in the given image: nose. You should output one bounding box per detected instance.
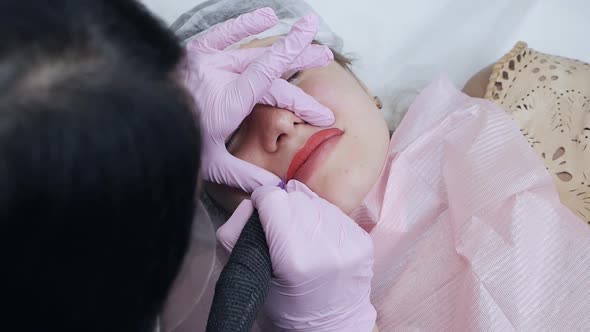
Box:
[258,107,305,153]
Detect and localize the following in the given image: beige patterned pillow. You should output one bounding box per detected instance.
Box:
[485,42,590,224]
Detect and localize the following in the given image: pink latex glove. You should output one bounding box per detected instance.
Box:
[217,180,377,332]
[183,8,335,193]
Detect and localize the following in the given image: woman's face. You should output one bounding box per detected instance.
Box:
[225,37,390,214]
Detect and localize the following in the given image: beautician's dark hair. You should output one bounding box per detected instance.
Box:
[0,1,199,331]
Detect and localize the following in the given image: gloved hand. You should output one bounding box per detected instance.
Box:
[217,180,377,332]
[183,8,335,192]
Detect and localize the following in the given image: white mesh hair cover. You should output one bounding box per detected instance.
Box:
[170,0,343,51]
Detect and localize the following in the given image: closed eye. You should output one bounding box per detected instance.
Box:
[225,125,241,149]
[287,70,302,83]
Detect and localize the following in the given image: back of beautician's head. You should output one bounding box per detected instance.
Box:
[0,1,199,331]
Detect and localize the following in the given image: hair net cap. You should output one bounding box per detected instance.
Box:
[170,0,343,52]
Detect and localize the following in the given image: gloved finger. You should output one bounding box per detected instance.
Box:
[188,7,278,53]
[252,183,372,262]
[259,80,335,126]
[221,43,332,74]
[201,151,281,193]
[281,43,332,72]
[250,184,287,206]
[225,153,283,193]
[216,199,254,253]
[284,179,318,197]
[250,184,291,231]
[284,180,369,239]
[232,14,319,117]
[250,184,330,263]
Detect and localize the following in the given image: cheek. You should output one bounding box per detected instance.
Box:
[233,139,289,179]
[298,95,389,213]
[293,70,390,213]
[303,131,387,214]
[304,81,374,122]
[305,82,346,107]
[304,159,373,215]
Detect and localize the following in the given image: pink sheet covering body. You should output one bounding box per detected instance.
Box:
[165,76,589,332]
[354,76,590,331]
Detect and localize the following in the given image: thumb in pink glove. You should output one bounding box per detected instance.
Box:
[183,8,335,193]
[217,180,377,332]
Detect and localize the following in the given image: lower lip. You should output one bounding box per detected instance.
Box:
[289,131,343,183]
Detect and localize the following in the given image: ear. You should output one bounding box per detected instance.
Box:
[357,78,371,94]
[346,67,378,105]
[356,79,382,109]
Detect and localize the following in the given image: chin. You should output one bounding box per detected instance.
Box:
[313,183,365,215]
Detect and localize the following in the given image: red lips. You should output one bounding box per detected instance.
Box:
[286,128,344,182]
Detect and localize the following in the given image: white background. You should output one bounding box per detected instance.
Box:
[140,0,590,110]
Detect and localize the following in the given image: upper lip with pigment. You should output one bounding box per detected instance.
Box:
[286,128,344,182]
